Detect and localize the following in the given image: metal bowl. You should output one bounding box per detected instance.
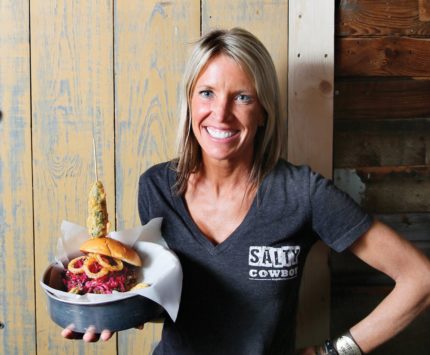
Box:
[41,263,165,334]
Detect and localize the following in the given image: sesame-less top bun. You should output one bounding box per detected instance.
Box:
[80,237,142,267]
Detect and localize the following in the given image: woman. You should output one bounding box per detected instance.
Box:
[63,28,430,355]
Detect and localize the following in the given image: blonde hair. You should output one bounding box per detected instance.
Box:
[175,27,285,194]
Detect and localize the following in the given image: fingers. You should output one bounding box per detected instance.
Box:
[82,326,100,342]
[61,324,84,340]
[61,324,113,342]
[100,329,114,341]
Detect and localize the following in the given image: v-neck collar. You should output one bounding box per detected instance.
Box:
[169,167,270,255]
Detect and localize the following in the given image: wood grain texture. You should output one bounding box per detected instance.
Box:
[336,37,430,76]
[337,0,430,37]
[288,1,334,179]
[30,0,116,353]
[288,0,334,347]
[334,166,430,213]
[115,1,200,352]
[334,118,430,167]
[0,1,36,354]
[334,77,430,120]
[419,0,430,21]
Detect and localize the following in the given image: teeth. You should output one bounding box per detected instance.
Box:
[206,127,235,139]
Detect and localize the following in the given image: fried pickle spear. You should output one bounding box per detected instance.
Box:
[87,180,109,238]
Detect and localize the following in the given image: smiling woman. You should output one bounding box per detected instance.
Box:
[190,54,265,169]
[175,28,284,196]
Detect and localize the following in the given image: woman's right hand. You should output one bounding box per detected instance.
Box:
[61,324,144,342]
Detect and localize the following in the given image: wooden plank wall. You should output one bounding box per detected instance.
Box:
[0,0,338,353]
[332,1,430,354]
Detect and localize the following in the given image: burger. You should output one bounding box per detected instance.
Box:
[63,237,142,294]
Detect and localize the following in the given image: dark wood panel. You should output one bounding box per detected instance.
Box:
[334,118,430,167]
[336,37,430,76]
[421,0,430,22]
[334,77,430,120]
[377,212,430,241]
[334,166,430,213]
[336,0,430,37]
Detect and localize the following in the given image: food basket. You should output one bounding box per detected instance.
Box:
[42,263,164,333]
[40,219,182,334]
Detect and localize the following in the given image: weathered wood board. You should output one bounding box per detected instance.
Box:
[336,37,430,77]
[335,78,430,120]
[0,1,36,354]
[337,0,430,37]
[31,0,116,353]
[114,1,200,353]
[334,118,430,167]
[334,166,430,213]
[288,0,334,347]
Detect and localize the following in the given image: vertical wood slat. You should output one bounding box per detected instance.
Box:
[31,1,116,353]
[288,1,334,179]
[0,1,35,354]
[115,1,200,353]
[288,0,335,348]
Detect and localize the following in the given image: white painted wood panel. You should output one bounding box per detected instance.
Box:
[289,0,335,348]
[31,0,116,353]
[115,1,200,352]
[0,1,35,353]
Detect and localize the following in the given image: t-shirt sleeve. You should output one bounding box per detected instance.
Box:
[309,169,374,252]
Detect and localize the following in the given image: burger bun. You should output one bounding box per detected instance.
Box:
[80,237,142,267]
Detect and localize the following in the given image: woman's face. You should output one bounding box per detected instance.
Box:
[190,54,265,167]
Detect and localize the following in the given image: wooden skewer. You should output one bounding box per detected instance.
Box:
[92,136,98,181]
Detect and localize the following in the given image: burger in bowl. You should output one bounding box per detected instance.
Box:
[63,237,143,295]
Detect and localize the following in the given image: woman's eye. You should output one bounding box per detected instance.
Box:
[199,90,213,98]
[236,94,252,103]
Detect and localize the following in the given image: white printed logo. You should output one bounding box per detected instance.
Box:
[248,246,300,281]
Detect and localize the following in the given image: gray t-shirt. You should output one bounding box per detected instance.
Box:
[138,159,373,355]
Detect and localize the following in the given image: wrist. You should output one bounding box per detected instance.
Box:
[316,330,362,355]
[333,330,363,355]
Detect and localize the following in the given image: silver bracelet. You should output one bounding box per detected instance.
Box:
[333,330,363,355]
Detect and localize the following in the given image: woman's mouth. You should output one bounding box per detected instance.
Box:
[206,127,238,139]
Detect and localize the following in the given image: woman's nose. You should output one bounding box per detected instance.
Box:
[212,98,231,121]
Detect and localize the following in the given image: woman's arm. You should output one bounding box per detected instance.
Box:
[347,220,430,353]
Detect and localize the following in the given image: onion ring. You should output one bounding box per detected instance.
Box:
[95,254,123,271]
[67,256,87,274]
[83,256,109,279]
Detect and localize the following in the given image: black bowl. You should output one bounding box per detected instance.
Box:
[42,264,165,333]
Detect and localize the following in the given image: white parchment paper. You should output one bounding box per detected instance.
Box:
[40,218,182,321]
